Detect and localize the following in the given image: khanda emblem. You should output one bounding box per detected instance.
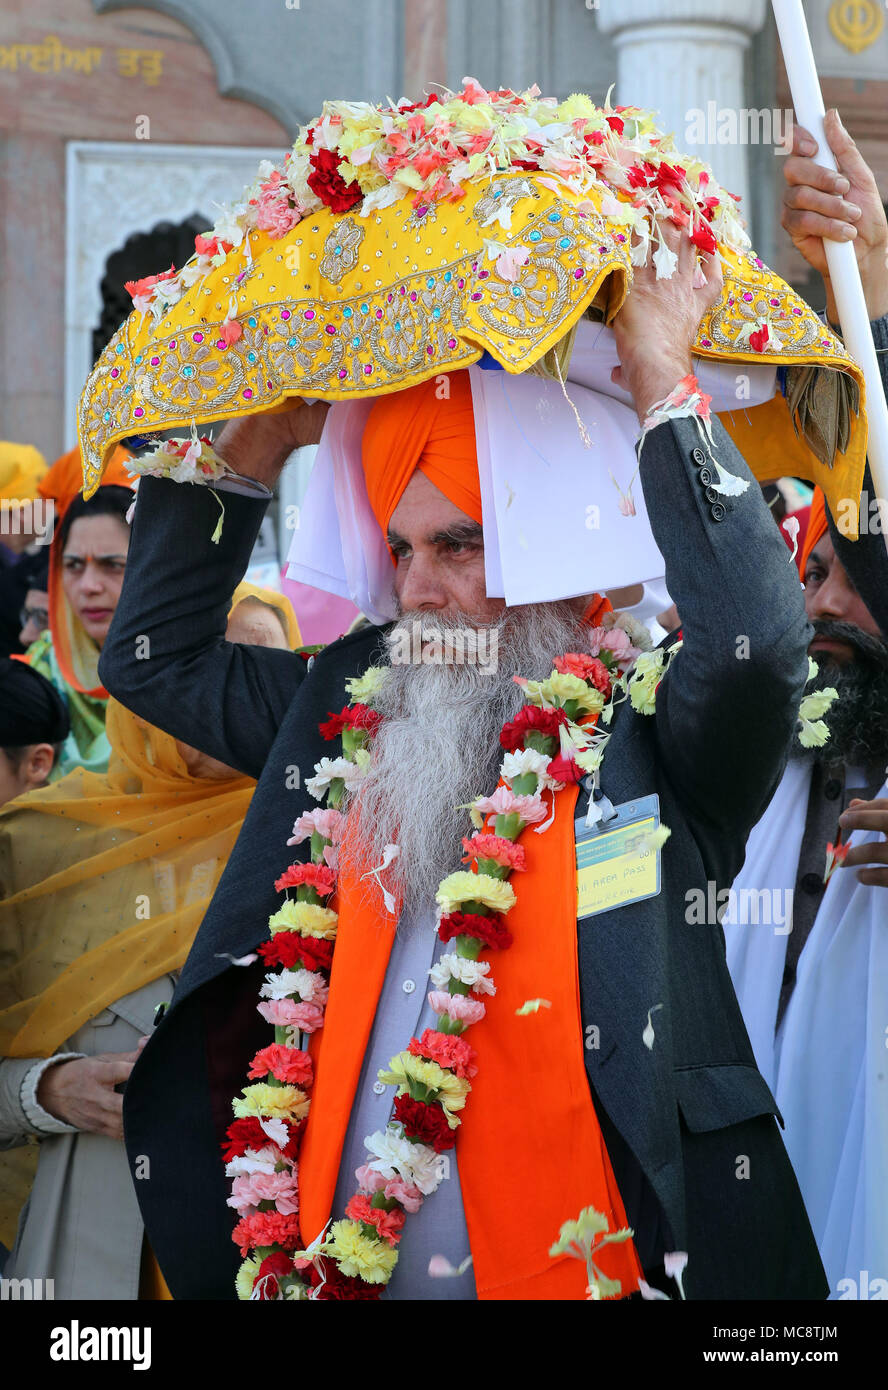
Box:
[828,0,884,54]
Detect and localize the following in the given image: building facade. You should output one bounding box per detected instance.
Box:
[0,0,885,461]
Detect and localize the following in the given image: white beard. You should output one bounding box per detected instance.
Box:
[340,601,591,922]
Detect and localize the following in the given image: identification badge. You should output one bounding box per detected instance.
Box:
[575,793,662,920]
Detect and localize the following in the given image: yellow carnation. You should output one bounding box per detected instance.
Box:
[233,1082,310,1124]
[378,1051,471,1114]
[436,871,516,915]
[345,665,388,706]
[326,1220,398,1284]
[235,1256,261,1300]
[268,899,338,939]
[519,671,604,716]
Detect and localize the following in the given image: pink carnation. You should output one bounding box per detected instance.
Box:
[383,1178,424,1214]
[461,833,527,872]
[231,1210,302,1257]
[428,991,486,1026]
[254,173,303,238]
[344,1193,406,1247]
[248,1044,313,1086]
[288,807,345,847]
[408,1028,478,1079]
[228,1168,300,1216]
[355,1164,388,1194]
[588,626,637,663]
[473,786,547,824]
[258,998,326,1033]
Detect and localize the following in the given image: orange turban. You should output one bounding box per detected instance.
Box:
[361,371,481,540]
[38,444,133,520]
[798,487,828,579]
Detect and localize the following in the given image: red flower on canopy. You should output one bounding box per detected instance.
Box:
[749,324,770,353]
[307,148,362,213]
[124,265,177,301]
[689,217,717,256]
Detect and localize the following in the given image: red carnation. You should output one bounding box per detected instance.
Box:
[500,704,567,752]
[124,265,177,301]
[253,1249,294,1299]
[626,164,649,189]
[586,131,606,148]
[232,1210,302,1257]
[748,323,770,353]
[654,162,686,193]
[303,1257,383,1300]
[606,114,624,134]
[437,910,514,951]
[221,1116,302,1163]
[320,703,381,740]
[307,148,362,213]
[274,861,336,896]
[248,1043,314,1086]
[547,753,583,784]
[393,1095,456,1152]
[689,217,717,256]
[258,931,334,972]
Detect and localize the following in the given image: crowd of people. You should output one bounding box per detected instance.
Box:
[0,107,886,1303]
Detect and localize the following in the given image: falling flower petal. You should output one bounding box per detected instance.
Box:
[642,1003,663,1051]
[428,1253,474,1278]
[516,998,552,1016]
[664,1250,688,1300]
[638,1278,671,1300]
[215,952,259,967]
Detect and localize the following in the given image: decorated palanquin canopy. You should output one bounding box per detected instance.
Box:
[79,80,866,526]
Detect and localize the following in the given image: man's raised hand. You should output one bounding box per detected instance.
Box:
[610,221,723,424]
[781,109,888,324]
[213,397,331,490]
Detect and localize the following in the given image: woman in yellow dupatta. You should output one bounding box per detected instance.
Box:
[0,582,301,1299]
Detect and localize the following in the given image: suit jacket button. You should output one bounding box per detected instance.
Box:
[824,778,842,800]
[691,447,706,465]
[801,871,824,894]
[698,465,713,486]
[704,486,719,504]
[709,502,727,522]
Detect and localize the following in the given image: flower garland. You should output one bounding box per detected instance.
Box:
[125,79,750,325]
[224,621,664,1300]
[223,622,835,1300]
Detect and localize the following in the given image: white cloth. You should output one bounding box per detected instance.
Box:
[286,320,777,623]
[725,766,888,1295]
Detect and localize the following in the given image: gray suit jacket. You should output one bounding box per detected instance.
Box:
[100,406,826,1300]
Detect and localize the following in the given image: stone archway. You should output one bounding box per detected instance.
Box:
[64,140,282,448]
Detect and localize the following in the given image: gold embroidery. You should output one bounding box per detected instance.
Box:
[319,218,364,284]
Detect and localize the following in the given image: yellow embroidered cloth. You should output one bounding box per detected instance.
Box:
[78,173,866,527]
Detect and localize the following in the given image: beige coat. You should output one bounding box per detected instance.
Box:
[0,977,174,1299]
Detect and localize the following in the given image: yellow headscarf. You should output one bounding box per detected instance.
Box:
[0,582,300,1249]
[0,581,300,1058]
[0,442,47,507]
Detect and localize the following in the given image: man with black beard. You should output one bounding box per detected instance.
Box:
[725,111,888,1296]
[98,204,835,1296]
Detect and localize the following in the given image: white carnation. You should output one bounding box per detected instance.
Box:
[260,967,325,1001]
[429,953,495,995]
[363,1127,446,1196]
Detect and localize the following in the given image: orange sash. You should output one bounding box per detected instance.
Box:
[297,594,644,1299]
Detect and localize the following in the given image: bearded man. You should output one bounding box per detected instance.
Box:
[725,112,888,1298]
[98,219,827,1302]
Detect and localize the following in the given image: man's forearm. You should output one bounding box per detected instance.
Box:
[99,477,306,779]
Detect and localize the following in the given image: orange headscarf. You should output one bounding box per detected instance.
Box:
[38,444,133,520]
[798,487,828,580]
[361,372,482,542]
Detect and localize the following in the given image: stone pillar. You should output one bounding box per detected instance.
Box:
[597,0,769,214]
